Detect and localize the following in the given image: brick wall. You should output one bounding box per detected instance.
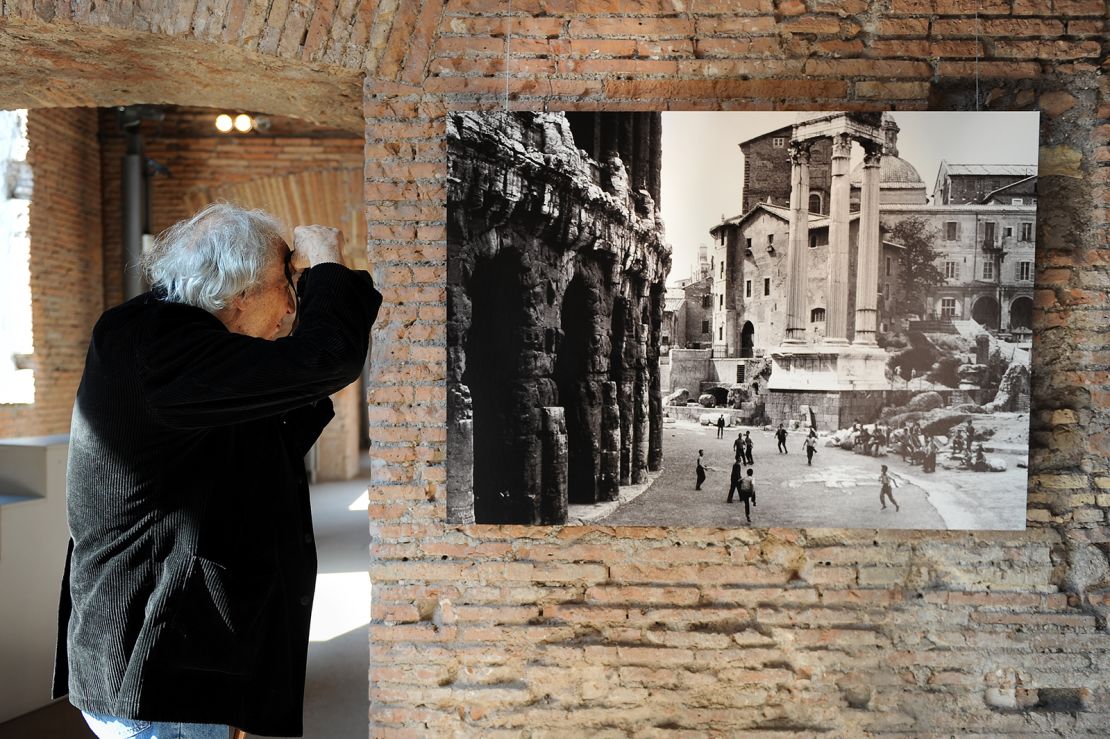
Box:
[0,1,1106,735]
[0,108,102,439]
[364,5,1110,736]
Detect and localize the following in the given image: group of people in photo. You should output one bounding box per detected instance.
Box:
[696,412,998,519]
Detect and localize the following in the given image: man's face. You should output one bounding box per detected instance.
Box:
[220,240,297,340]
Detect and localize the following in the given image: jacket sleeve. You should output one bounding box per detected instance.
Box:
[140,264,381,429]
[281,397,337,457]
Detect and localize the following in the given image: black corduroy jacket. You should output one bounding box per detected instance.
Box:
[53,263,382,737]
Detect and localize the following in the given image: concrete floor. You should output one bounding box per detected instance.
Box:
[0,464,373,739]
[598,419,1028,530]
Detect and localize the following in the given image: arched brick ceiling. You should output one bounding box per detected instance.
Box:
[0,0,446,125]
[0,0,444,80]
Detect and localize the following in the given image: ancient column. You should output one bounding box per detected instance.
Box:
[541,407,569,525]
[853,143,882,346]
[824,132,852,345]
[784,141,812,344]
[647,113,663,205]
[446,385,475,524]
[647,291,664,472]
[599,381,621,499]
[631,329,649,484]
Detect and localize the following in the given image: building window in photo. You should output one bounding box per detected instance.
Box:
[1020,222,1033,241]
[772,137,785,148]
[941,298,957,318]
[763,277,770,296]
[745,280,752,298]
[945,221,959,241]
[811,308,826,322]
[702,294,711,309]
[945,261,959,280]
[702,320,710,334]
[982,260,994,280]
[1018,261,1031,281]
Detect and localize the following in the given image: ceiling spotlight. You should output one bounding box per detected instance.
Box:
[215,114,233,133]
[233,114,253,133]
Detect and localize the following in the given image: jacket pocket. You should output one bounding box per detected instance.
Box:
[161,555,277,675]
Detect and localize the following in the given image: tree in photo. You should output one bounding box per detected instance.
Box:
[886,217,945,321]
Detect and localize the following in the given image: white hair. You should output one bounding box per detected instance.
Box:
[142,203,284,313]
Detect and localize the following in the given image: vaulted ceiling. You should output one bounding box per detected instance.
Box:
[0,0,450,130]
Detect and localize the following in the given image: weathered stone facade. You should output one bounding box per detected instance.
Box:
[447,112,669,525]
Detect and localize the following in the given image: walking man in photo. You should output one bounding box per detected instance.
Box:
[776,423,788,454]
[804,430,818,466]
[716,414,725,439]
[744,430,754,465]
[726,460,743,503]
[879,464,900,512]
[733,430,745,461]
[695,450,706,490]
[737,468,756,523]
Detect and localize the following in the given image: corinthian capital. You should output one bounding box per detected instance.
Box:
[862,141,882,168]
[831,132,852,159]
[788,140,813,166]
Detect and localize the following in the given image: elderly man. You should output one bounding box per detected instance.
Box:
[52,204,382,738]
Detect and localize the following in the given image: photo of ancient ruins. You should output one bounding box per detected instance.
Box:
[447,111,1038,530]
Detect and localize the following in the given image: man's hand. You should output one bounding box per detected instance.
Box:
[291,225,346,270]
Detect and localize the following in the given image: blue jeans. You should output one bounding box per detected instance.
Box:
[82,711,228,739]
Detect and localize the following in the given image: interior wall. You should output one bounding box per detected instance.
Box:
[0,108,102,440]
[361,9,1110,738]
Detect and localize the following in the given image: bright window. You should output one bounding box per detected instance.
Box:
[1020,222,1033,241]
[982,260,994,280]
[945,261,959,280]
[1018,261,1031,281]
[941,298,957,318]
[0,109,34,405]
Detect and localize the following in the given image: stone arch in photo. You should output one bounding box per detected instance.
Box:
[972,295,1001,329]
[1009,295,1033,330]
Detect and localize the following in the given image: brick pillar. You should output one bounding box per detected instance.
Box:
[784,141,812,345]
[825,132,852,345]
[853,143,882,346]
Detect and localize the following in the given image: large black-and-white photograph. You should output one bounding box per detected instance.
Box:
[447,111,1039,530]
